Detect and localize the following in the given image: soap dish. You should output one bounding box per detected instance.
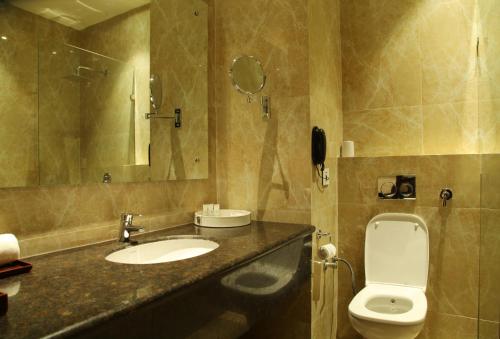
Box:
[0,261,32,279]
[194,209,251,228]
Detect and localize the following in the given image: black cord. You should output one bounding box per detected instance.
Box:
[316,164,328,180]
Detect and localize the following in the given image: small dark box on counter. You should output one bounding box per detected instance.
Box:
[0,292,7,316]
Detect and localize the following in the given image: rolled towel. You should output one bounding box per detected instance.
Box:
[0,234,20,266]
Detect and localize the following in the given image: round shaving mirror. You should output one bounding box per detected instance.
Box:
[229,55,266,95]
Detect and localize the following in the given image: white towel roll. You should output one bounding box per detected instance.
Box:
[0,234,20,266]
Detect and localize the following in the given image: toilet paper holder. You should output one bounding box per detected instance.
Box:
[316,229,332,242]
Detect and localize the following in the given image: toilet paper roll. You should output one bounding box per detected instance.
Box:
[318,243,337,260]
[0,234,20,266]
[342,141,355,158]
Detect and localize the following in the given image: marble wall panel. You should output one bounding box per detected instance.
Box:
[340,0,421,113]
[309,0,343,337]
[419,312,478,339]
[215,0,311,224]
[343,107,423,157]
[341,0,485,157]
[478,208,500,323]
[479,0,500,155]
[419,0,478,106]
[479,319,500,339]
[422,102,479,155]
[479,100,500,154]
[478,154,500,338]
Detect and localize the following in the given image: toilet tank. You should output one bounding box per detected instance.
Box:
[364,213,429,291]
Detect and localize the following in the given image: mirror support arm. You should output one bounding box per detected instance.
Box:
[145,109,182,128]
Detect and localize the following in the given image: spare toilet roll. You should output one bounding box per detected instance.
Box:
[0,234,20,266]
[342,141,355,158]
[319,243,337,260]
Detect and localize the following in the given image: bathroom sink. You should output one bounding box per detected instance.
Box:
[194,209,251,227]
[105,237,219,264]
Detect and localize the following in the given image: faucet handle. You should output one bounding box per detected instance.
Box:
[439,188,453,207]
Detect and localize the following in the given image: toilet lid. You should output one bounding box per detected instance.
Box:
[365,213,429,290]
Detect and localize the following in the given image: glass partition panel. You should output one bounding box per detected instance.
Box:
[38,43,144,185]
[0,5,38,187]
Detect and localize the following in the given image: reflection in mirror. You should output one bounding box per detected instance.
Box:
[150,73,162,113]
[150,0,209,181]
[229,55,266,95]
[0,0,209,187]
[37,2,151,185]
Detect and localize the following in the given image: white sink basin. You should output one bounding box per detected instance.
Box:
[105,237,219,264]
[194,209,251,227]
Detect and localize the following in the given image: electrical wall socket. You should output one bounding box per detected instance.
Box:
[322,168,330,187]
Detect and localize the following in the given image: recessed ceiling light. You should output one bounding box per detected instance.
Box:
[0,36,7,41]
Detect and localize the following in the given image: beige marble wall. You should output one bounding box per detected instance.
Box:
[341,0,481,157]
[309,0,342,338]
[2,179,215,258]
[479,154,500,339]
[479,0,500,155]
[214,0,311,225]
[337,155,482,339]
[150,0,209,181]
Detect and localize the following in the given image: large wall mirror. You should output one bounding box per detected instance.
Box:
[0,0,208,188]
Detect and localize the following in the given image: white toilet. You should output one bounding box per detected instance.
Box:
[348,213,429,339]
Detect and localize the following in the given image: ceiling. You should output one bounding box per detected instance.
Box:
[10,0,150,30]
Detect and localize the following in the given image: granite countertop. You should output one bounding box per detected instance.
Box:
[0,221,314,339]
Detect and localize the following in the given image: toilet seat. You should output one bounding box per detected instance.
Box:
[349,284,427,326]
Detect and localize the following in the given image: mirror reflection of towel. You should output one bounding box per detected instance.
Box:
[0,280,21,297]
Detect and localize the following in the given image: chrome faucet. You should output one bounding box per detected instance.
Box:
[439,188,453,207]
[119,213,145,243]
